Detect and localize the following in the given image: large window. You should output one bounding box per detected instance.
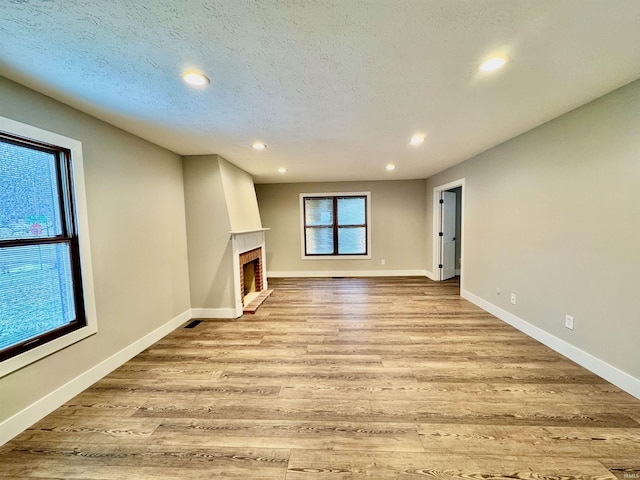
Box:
[0,116,96,376]
[300,192,371,258]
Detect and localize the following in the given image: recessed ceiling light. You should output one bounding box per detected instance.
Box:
[182,71,210,86]
[252,142,267,150]
[479,56,507,72]
[278,167,287,173]
[386,164,396,171]
[410,134,425,146]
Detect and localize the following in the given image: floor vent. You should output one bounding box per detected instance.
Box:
[184,320,202,329]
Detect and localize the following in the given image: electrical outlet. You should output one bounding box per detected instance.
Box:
[496,288,501,295]
[510,293,517,305]
[565,315,574,330]
[380,259,385,265]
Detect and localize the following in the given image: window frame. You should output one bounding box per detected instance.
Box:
[0,116,97,378]
[299,192,371,260]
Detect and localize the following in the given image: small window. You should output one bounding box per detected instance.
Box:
[300,192,371,258]
[0,116,96,377]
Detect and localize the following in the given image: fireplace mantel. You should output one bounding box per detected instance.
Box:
[229,228,270,236]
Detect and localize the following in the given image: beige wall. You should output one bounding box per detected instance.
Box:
[256,180,427,275]
[219,157,262,232]
[0,77,191,422]
[426,78,640,381]
[183,154,262,310]
[183,155,234,310]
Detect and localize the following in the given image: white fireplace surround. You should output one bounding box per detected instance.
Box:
[230,228,269,317]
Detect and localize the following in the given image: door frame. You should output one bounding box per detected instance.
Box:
[432,178,465,285]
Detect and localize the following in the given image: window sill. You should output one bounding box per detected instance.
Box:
[302,254,372,260]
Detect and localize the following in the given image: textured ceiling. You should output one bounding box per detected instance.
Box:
[1,1,639,184]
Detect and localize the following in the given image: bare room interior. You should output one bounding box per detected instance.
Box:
[1,1,639,478]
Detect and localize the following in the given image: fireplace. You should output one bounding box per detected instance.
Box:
[239,247,264,304]
[230,228,271,316]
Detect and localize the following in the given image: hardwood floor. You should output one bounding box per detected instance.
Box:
[1,277,639,479]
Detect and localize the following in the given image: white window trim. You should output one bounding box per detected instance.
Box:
[0,116,98,378]
[299,191,372,260]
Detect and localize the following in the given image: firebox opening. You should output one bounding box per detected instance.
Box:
[239,247,264,308]
[243,259,258,298]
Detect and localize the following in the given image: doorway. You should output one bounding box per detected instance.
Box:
[432,179,465,288]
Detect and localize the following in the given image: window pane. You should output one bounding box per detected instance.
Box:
[0,140,62,240]
[338,227,366,254]
[337,197,365,225]
[0,243,76,351]
[305,198,333,226]
[306,227,334,254]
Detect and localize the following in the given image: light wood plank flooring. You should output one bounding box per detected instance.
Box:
[1,277,639,479]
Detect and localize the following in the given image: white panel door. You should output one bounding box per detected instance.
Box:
[440,191,456,280]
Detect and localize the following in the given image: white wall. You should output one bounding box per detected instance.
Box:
[426,78,640,393]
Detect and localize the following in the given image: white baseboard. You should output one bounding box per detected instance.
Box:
[0,309,192,447]
[190,308,237,319]
[424,270,435,281]
[267,269,429,278]
[461,288,640,400]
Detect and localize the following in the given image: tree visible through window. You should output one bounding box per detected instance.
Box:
[0,132,86,362]
[302,194,369,256]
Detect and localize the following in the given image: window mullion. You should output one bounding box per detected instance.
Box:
[332,197,339,255]
[303,199,308,255]
[57,150,74,238]
[0,237,69,248]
